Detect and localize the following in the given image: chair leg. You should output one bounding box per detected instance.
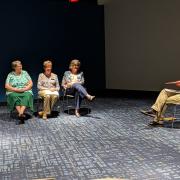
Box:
[66,96,70,114]
[84,99,90,114]
[62,95,71,114]
[57,97,62,114]
[10,111,13,119]
[37,98,40,113]
[172,105,177,128]
[88,104,90,114]
[85,99,90,114]
[62,95,65,113]
[36,97,44,116]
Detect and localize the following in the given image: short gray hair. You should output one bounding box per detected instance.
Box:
[11,60,22,70]
[69,59,81,70]
[43,60,52,68]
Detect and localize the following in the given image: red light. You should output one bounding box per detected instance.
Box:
[69,0,79,3]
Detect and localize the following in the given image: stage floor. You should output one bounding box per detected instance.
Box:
[0,97,180,180]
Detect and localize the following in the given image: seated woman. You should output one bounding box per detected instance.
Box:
[62,59,95,117]
[141,80,180,125]
[37,60,60,120]
[5,60,34,124]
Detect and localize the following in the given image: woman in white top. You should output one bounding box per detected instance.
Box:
[37,60,60,120]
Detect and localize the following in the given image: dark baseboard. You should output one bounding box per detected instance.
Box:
[0,102,7,106]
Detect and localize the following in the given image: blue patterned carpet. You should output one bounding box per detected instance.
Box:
[0,97,180,180]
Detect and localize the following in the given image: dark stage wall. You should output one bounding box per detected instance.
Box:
[0,1,105,102]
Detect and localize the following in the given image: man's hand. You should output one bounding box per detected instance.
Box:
[165,81,176,85]
[165,80,180,87]
[176,80,180,84]
[176,81,180,87]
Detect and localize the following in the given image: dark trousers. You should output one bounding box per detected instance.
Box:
[67,83,88,110]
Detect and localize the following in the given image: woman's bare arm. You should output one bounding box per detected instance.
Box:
[5,83,22,93]
[23,80,33,91]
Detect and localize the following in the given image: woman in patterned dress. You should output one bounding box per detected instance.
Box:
[5,60,34,124]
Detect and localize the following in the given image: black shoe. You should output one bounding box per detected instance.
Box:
[148,121,163,127]
[15,118,24,125]
[15,119,20,125]
[141,109,156,117]
[20,119,25,124]
[18,116,25,124]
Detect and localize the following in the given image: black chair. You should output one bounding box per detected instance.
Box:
[62,88,90,115]
[161,103,180,128]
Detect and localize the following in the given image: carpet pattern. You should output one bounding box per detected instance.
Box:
[0,98,180,180]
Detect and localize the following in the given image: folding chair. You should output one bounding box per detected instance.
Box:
[160,103,180,128]
[62,88,90,115]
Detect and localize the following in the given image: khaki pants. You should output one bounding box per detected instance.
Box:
[38,90,59,115]
[152,89,180,118]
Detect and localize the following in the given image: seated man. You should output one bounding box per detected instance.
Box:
[141,80,180,125]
